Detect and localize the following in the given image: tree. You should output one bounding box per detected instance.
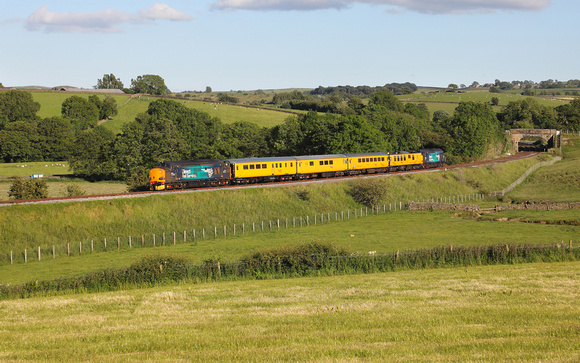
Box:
[69,126,118,180]
[130,74,168,95]
[497,98,558,129]
[0,121,40,162]
[88,95,118,120]
[556,99,580,131]
[0,90,40,129]
[95,73,124,89]
[205,86,212,93]
[368,90,403,112]
[447,84,458,92]
[444,101,502,158]
[61,96,99,132]
[36,116,75,161]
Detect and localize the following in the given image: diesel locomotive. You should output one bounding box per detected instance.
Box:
[148,149,445,191]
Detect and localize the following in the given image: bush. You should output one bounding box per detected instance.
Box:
[8,179,49,200]
[349,179,387,207]
[64,184,85,197]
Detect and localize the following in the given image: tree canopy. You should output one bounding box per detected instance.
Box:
[95,73,124,89]
[130,75,168,95]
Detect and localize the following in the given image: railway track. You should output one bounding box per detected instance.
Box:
[0,152,539,207]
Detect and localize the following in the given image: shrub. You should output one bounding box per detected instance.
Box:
[349,179,387,207]
[8,179,48,200]
[64,184,85,197]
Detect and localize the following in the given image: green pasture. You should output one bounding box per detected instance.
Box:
[1,262,578,361]
[399,88,574,115]
[30,91,295,134]
[1,208,577,284]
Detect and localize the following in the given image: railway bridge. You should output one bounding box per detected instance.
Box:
[509,129,561,151]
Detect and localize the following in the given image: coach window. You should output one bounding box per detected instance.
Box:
[310,161,314,166]
[324,160,328,165]
[250,165,254,169]
[243,165,248,170]
[291,163,293,167]
[330,160,333,165]
[262,164,267,169]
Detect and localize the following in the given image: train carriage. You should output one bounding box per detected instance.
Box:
[295,154,348,179]
[389,151,424,171]
[345,152,389,175]
[226,156,297,184]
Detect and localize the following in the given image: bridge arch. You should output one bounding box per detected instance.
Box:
[509,129,561,152]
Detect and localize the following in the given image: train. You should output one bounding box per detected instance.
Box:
[148,149,446,191]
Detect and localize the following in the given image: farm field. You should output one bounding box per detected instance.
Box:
[1,261,578,361]
[29,91,296,133]
[1,208,578,284]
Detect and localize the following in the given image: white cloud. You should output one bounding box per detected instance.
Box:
[138,3,194,21]
[25,3,193,33]
[212,0,552,13]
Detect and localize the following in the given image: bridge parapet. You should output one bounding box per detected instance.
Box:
[509,129,561,151]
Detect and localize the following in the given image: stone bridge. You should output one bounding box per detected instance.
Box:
[509,129,561,151]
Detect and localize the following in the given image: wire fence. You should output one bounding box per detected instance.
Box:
[2,193,491,266]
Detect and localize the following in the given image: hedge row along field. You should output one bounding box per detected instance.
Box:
[2,241,578,300]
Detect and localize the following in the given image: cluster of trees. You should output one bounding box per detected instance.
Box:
[310,83,418,98]
[0,90,117,162]
[94,74,169,95]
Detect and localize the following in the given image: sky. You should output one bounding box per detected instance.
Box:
[1,0,578,92]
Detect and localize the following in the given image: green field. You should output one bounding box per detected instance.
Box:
[29,91,296,134]
[1,262,578,361]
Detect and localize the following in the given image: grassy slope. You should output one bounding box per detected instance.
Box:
[1,262,578,361]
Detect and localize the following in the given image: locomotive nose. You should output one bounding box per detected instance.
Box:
[149,168,166,190]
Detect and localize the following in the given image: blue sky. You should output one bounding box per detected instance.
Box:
[1,0,578,92]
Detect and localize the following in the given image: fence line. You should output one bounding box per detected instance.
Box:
[0,193,498,264]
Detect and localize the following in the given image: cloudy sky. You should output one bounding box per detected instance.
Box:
[1,0,578,91]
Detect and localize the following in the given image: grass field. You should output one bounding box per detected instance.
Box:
[29,91,296,134]
[1,261,578,361]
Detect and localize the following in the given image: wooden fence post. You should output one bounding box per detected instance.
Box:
[79,242,82,255]
[129,236,132,249]
[67,243,70,256]
[10,250,13,264]
[91,240,94,252]
[25,249,27,263]
[104,238,107,249]
[153,234,156,247]
[117,237,120,250]
[38,246,41,261]
[184,230,186,242]
[173,231,176,244]
[53,245,55,259]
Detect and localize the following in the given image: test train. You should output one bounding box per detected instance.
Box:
[148,149,445,191]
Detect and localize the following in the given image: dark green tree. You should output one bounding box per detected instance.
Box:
[445,101,502,158]
[368,90,403,112]
[68,126,117,180]
[36,116,75,161]
[95,73,124,89]
[0,90,40,129]
[0,121,40,162]
[130,74,168,95]
[61,96,99,132]
[497,98,558,129]
[88,95,118,120]
[556,98,580,131]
